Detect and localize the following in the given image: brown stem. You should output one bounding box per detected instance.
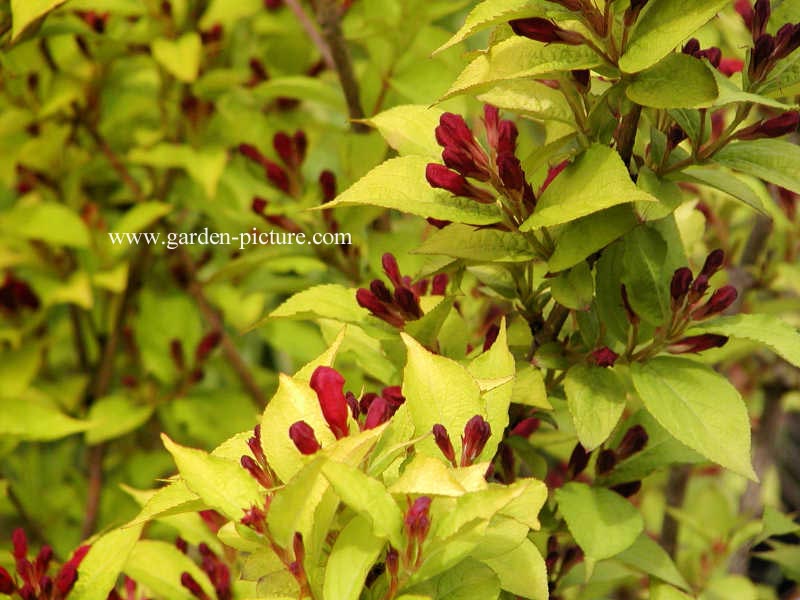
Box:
[660,464,691,558]
[283,0,335,71]
[6,485,49,549]
[315,0,369,132]
[177,250,268,408]
[615,104,642,171]
[82,115,145,203]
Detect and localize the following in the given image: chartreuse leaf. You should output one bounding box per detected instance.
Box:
[511,363,550,409]
[616,534,690,591]
[161,434,263,520]
[323,156,502,225]
[434,0,554,54]
[401,333,484,459]
[0,202,90,247]
[619,0,730,73]
[10,0,68,40]
[651,583,695,600]
[128,143,227,198]
[85,395,153,445]
[127,480,205,526]
[550,262,594,310]
[482,538,548,600]
[469,320,515,461]
[124,540,215,600]
[321,459,404,547]
[414,224,535,262]
[631,357,756,480]
[686,314,800,367]
[260,284,379,332]
[0,396,88,441]
[388,455,467,497]
[71,523,144,600]
[436,482,535,540]
[621,226,670,325]
[520,145,657,230]
[477,79,575,124]
[679,166,767,214]
[323,515,386,600]
[366,105,443,158]
[435,560,501,600]
[755,541,800,581]
[564,365,626,451]
[151,33,202,82]
[555,482,644,560]
[713,139,800,194]
[441,37,601,101]
[627,53,718,108]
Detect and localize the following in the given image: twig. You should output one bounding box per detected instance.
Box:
[177,250,268,408]
[660,464,691,558]
[314,0,369,132]
[615,104,642,171]
[6,485,49,549]
[283,0,335,71]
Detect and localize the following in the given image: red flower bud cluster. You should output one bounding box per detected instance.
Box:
[595,425,649,478]
[240,425,277,489]
[740,0,800,82]
[734,111,800,140]
[356,253,448,328]
[432,415,491,467]
[239,130,306,197]
[509,18,585,45]
[0,273,40,317]
[403,497,432,567]
[1,529,90,600]
[590,347,619,367]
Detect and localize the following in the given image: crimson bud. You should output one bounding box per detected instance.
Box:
[289,421,321,455]
[310,367,349,439]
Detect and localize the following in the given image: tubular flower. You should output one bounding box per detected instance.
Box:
[616,425,649,460]
[691,285,738,320]
[460,415,491,466]
[432,424,457,465]
[667,333,729,354]
[735,111,800,140]
[310,366,349,439]
[509,18,584,45]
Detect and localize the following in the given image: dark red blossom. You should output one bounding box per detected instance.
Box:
[735,0,754,29]
[736,112,800,140]
[509,18,584,45]
[433,424,456,465]
[670,267,694,303]
[616,425,649,460]
[310,366,349,439]
[567,443,589,478]
[404,497,432,542]
[0,566,14,594]
[591,347,619,367]
[719,57,744,76]
[596,449,617,475]
[181,572,212,600]
[241,455,272,488]
[510,417,540,438]
[319,170,337,202]
[691,285,738,319]
[460,415,491,467]
[425,164,495,203]
[668,333,729,354]
[0,274,40,316]
[540,160,569,194]
[364,397,392,429]
[195,331,222,363]
[774,23,800,60]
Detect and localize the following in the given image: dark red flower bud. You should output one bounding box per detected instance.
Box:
[248,57,268,82]
[54,563,78,596]
[12,529,27,560]
[356,289,404,328]
[611,480,642,497]
[591,347,619,367]
[483,323,500,352]
[510,417,540,438]
[248,424,267,467]
[561,546,585,573]
[567,443,589,478]
[540,160,569,194]
[368,279,393,304]
[719,57,745,76]
[200,23,223,44]
[382,386,405,409]
[432,424,456,465]
[497,153,526,191]
[426,164,490,202]
[595,449,617,475]
[345,391,360,420]
[430,273,447,295]
[751,33,776,79]
[736,111,800,140]
[484,104,500,151]
[386,548,399,577]
[545,551,560,572]
[688,273,710,302]
[442,147,490,181]
[289,421,321,455]
[548,0,582,10]
[571,69,590,92]
[273,132,294,167]
[691,285,738,319]
[18,584,34,600]
[682,38,701,56]
[241,505,267,533]
[176,537,189,554]
[460,415,491,466]
[251,196,268,215]
[700,249,725,278]
[670,267,694,302]
[265,162,291,194]
[364,396,392,429]
[181,572,212,600]
[509,18,584,45]
[667,333,729,354]
[436,113,475,150]
[624,0,648,26]
[293,131,307,164]
[394,287,423,320]
[239,143,267,166]
[169,339,185,371]
[620,285,639,326]
[195,330,222,363]
[616,425,649,460]
[0,566,14,594]
[240,455,272,488]
[382,253,403,288]
[697,46,722,68]
[753,0,771,39]
[404,497,432,541]
[310,366,349,439]
[319,170,337,203]
[496,120,518,156]
[735,0,754,29]
[774,23,800,60]
[35,545,53,574]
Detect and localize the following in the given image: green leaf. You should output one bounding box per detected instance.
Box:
[321,460,404,547]
[621,226,670,325]
[482,539,548,600]
[161,434,263,520]
[151,33,202,82]
[651,583,695,600]
[0,396,88,441]
[520,145,656,230]
[366,105,444,158]
[510,363,550,409]
[71,524,144,600]
[388,454,467,497]
[251,77,345,111]
[323,515,386,600]
[0,345,41,398]
[564,365,626,451]
[477,79,575,124]
[713,139,800,194]
[631,357,756,480]
[124,540,215,600]
[323,156,503,225]
[0,202,90,247]
[620,0,730,73]
[685,313,800,367]
[550,262,594,311]
[711,67,798,110]
[434,0,555,54]
[547,205,638,272]
[435,560,501,600]
[405,298,455,349]
[627,54,718,108]
[679,166,767,214]
[85,395,153,445]
[128,143,227,198]
[555,482,644,560]
[441,37,602,101]
[756,541,800,581]
[414,224,535,262]
[615,534,690,591]
[10,0,68,40]
[260,284,377,331]
[401,333,484,459]
[127,480,204,526]
[110,202,172,242]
